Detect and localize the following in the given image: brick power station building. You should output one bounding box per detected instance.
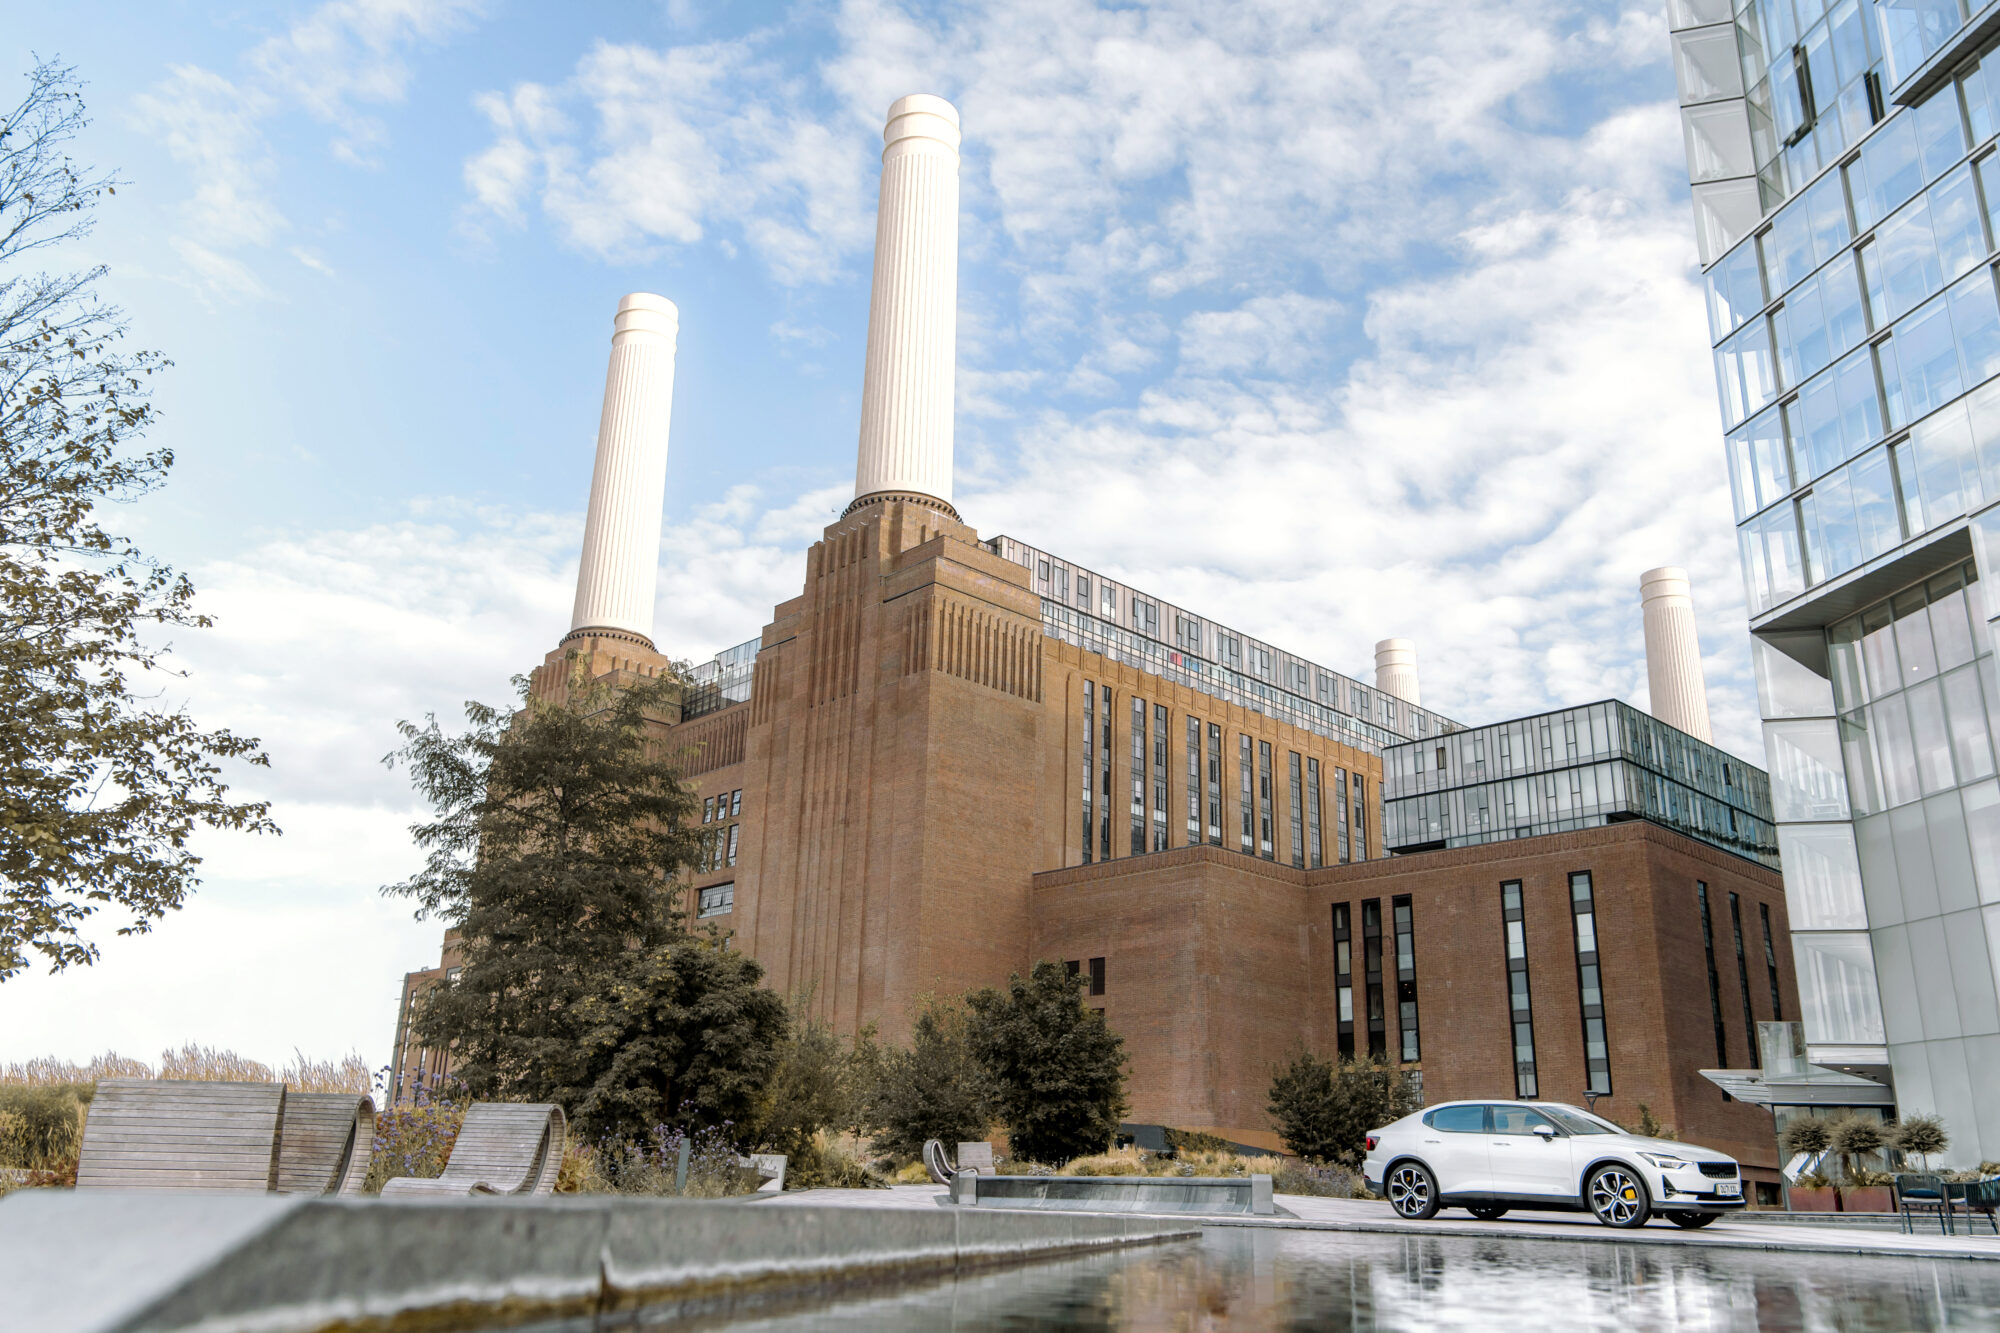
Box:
[391,95,1798,1188]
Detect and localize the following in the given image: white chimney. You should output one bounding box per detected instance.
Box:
[569,292,679,647]
[1375,639,1420,706]
[1640,566,1714,742]
[851,94,960,515]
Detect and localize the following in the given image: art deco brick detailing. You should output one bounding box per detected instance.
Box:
[1640,566,1714,743]
[851,95,960,516]
[1374,638,1420,706]
[569,293,679,647]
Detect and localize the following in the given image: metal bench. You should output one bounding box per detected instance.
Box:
[274,1094,375,1195]
[75,1080,286,1192]
[378,1103,565,1197]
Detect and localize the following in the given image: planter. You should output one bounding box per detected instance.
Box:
[1787,1186,1839,1212]
[1838,1186,1895,1214]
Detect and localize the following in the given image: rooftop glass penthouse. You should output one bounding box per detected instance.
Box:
[1381,700,1780,870]
[989,535,1457,753]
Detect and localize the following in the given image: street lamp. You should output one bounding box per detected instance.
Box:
[1583,1090,1602,1113]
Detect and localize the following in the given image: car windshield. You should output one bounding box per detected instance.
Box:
[1536,1104,1621,1135]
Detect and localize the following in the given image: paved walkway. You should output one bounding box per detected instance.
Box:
[762,1184,2000,1263]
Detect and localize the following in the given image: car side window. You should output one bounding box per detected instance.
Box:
[1426,1104,1488,1134]
[1491,1105,1560,1136]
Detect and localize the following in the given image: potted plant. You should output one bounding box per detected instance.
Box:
[1779,1116,1836,1211]
[1892,1114,1949,1170]
[1829,1115,1893,1212]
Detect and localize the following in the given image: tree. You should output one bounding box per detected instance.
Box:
[1778,1114,1832,1166]
[0,60,275,982]
[755,1004,874,1184]
[964,961,1126,1165]
[1892,1113,1949,1170]
[568,934,788,1144]
[863,995,995,1162]
[1829,1113,1886,1182]
[382,662,701,1102]
[1267,1052,1418,1164]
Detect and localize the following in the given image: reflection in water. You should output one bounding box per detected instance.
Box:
[707,1229,2000,1332]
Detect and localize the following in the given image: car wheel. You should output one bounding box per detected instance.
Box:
[1386,1161,1440,1220]
[1667,1211,1719,1229]
[1466,1205,1508,1220]
[1587,1165,1652,1228]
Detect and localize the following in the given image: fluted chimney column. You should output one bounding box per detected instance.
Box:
[1375,639,1420,706]
[568,292,679,648]
[849,94,960,518]
[1640,566,1714,742]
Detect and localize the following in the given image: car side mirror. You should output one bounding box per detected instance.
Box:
[1533,1126,1557,1140]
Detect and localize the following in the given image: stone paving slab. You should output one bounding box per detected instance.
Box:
[769,1185,2000,1263]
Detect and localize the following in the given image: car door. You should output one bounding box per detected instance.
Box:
[1488,1103,1574,1197]
[1416,1103,1492,1195]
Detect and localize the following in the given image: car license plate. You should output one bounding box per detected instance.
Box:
[1716,1180,1741,1197]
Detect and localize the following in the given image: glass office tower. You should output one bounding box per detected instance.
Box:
[1670,0,2000,1164]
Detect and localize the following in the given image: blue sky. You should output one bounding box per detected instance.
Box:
[1,0,1733,1074]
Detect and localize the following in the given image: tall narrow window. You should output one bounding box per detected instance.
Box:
[1306,758,1324,868]
[1152,703,1169,852]
[1130,697,1147,856]
[1570,872,1611,1095]
[1363,899,1386,1057]
[1394,895,1419,1062]
[1088,956,1106,996]
[1239,734,1255,854]
[1698,882,1729,1068]
[1185,716,1202,845]
[1352,776,1369,860]
[1729,892,1760,1068]
[1760,902,1785,1023]
[1333,903,1354,1058]
[1501,882,1538,1097]
[1206,724,1223,845]
[1081,680,1095,865]
[725,824,739,867]
[1335,768,1350,862]
[1288,752,1305,868]
[1258,740,1275,859]
[1099,685,1113,862]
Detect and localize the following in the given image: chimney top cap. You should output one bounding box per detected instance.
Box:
[884,93,961,150]
[612,292,678,345]
[1639,566,1693,599]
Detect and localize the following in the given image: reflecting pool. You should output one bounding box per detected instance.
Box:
[707,1228,2000,1331]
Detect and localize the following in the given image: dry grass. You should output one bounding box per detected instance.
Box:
[1,1047,370,1093]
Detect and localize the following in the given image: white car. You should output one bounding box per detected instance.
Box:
[1360,1100,1745,1229]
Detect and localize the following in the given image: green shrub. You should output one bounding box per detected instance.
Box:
[1267,1052,1416,1164]
[1275,1160,1368,1198]
[0,1085,83,1172]
[965,962,1127,1166]
[862,996,995,1163]
[1162,1128,1232,1156]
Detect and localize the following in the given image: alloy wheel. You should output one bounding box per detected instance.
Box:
[1387,1163,1437,1219]
[1589,1166,1649,1227]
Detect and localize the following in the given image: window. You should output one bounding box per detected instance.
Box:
[726,824,740,867]
[1152,703,1170,852]
[1206,723,1223,845]
[1052,566,1068,602]
[1730,892,1761,1068]
[1082,680,1096,865]
[1101,583,1117,618]
[1335,768,1350,862]
[1131,697,1147,856]
[1186,716,1202,845]
[1317,673,1338,706]
[1251,644,1274,679]
[698,883,734,918]
[1088,956,1106,997]
[1287,662,1309,694]
[1698,882,1730,1069]
[1394,895,1420,1062]
[1362,899,1385,1058]
[1427,1104,1486,1133]
[1502,882,1538,1098]
[1258,740,1275,859]
[1306,758,1324,868]
[730,789,742,817]
[1219,633,1241,668]
[703,796,716,824]
[1385,698,1398,728]
[1491,1105,1558,1135]
[1065,959,1080,977]
[1760,902,1786,1022]
[1570,872,1611,1095]
[1076,575,1091,606]
[1038,558,1051,584]
[1176,614,1202,653]
[1099,685,1113,861]
[1132,598,1159,637]
[1354,687,1371,720]
[1352,776,1369,860]
[445,966,462,985]
[1333,903,1354,1059]
[1239,734,1255,853]
[1289,752,1306,868]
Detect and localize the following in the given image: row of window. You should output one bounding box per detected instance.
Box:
[1063,957,1107,996]
[699,823,739,872]
[1080,679,1369,867]
[703,790,743,823]
[1499,874,1609,1096]
[1696,881,1787,1073]
[1332,897,1420,1064]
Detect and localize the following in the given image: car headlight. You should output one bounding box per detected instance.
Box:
[1638,1152,1690,1169]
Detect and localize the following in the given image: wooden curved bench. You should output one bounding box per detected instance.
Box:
[274,1093,374,1195]
[378,1103,565,1197]
[76,1080,286,1192]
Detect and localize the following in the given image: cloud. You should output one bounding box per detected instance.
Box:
[134,0,485,295]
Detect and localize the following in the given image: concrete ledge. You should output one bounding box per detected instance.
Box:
[0,1192,1199,1333]
[954,1173,1275,1215]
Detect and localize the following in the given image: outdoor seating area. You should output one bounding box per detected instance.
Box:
[1896,1174,2000,1237]
[377,1102,565,1198]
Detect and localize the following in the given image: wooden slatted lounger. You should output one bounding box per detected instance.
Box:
[75,1080,287,1192]
[274,1093,375,1195]
[378,1103,565,1197]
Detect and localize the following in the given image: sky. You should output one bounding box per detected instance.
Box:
[0,0,1739,1077]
